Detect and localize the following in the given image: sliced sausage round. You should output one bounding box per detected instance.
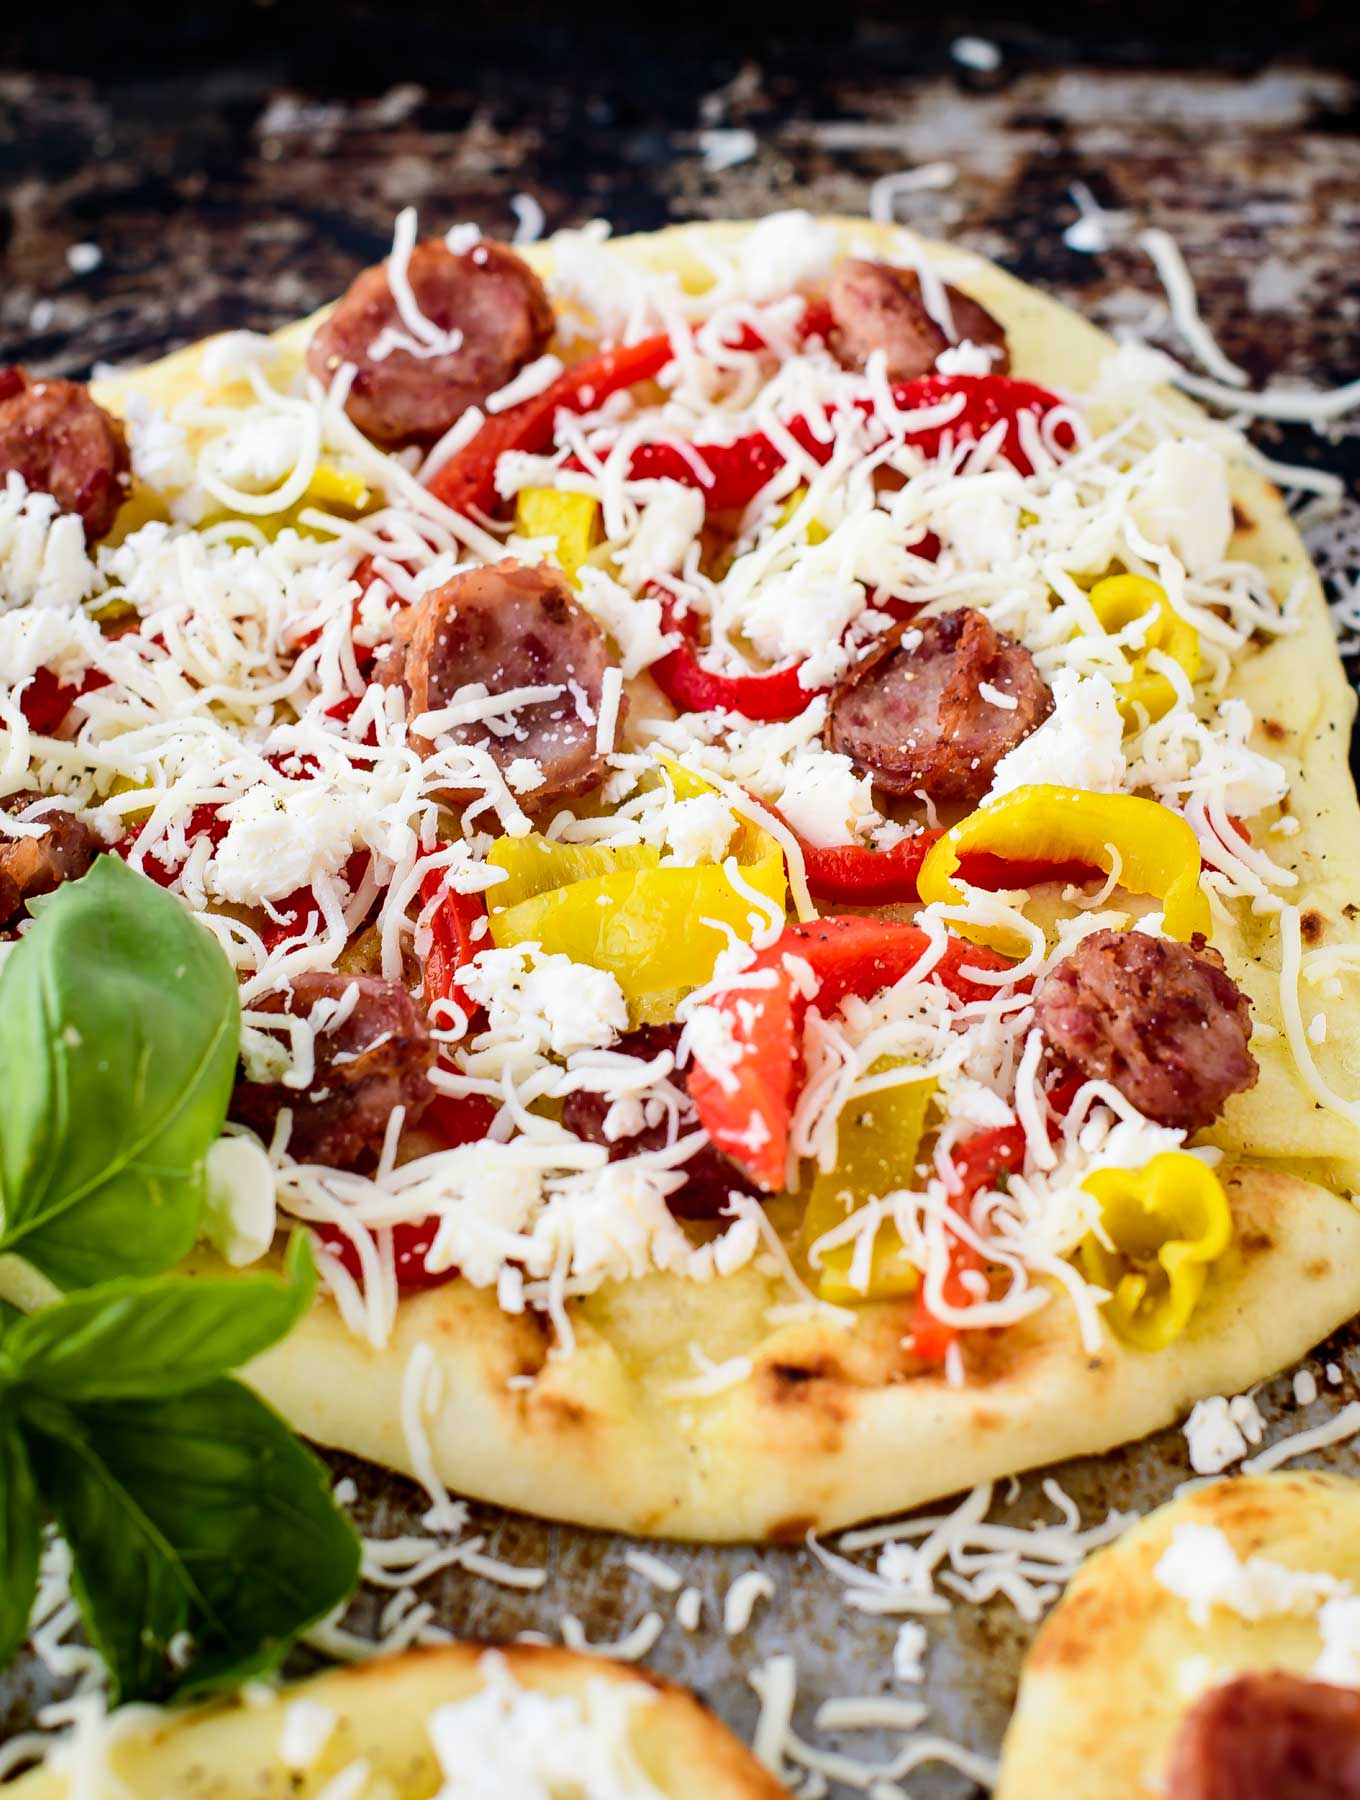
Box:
[230,972,435,1169]
[828,258,1010,383]
[1034,928,1257,1134]
[306,239,554,448]
[0,793,99,928]
[1167,1671,1360,1800]
[0,370,131,542]
[825,607,1052,806]
[383,559,618,810]
[560,1024,760,1218]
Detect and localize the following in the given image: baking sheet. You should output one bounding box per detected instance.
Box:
[2,46,1360,1791]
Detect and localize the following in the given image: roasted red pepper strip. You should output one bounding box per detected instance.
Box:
[688,916,1017,1191]
[19,666,110,736]
[420,868,487,1027]
[117,803,229,887]
[910,1122,1026,1360]
[426,333,674,519]
[259,851,371,952]
[774,819,946,906]
[624,375,1071,512]
[650,593,823,722]
[911,1075,1089,1358]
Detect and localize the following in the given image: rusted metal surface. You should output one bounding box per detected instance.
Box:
[2,24,1360,1793]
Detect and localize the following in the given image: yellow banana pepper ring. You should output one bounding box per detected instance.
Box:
[1088,573,1200,725]
[802,1064,935,1303]
[917,784,1212,957]
[514,488,602,585]
[1078,1152,1233,1351]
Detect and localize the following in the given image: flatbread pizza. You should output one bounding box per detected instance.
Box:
[3,1642,789,1799]
[996,1470,1360,1800]
[3,211,1360,1540]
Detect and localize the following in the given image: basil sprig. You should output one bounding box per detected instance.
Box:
[0,1237,360,1700]
[0,855,240,1288]
[0,859,361,1701]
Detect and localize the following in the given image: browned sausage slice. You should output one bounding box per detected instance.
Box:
[0,793,99,927]
[828,258,1010,383]
[824,607,1052,806]
[1167,1671,1360,1800]
[0,370,131,542]
[306,239,554,448]
[1034,928,1258,1133]
[382,559,618,810]
[230,972,435,1169]
[560,1024,760,1218]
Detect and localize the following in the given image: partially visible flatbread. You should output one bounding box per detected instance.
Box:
[996,1470,1360,1800]
[4,1643,789,1800]
[89,218,1360,1542]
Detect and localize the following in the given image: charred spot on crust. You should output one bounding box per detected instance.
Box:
[530,1390,594,1431]
[1236,1226,1276,1257]
[1304,1257,1333,1280]
[1301,908,1326,945]
[1025,1579,1151,1673]
[763,1354,846,1395]
[1261,717,1289,742]
[1231,501,1254,533]
[765,1514,818,1546]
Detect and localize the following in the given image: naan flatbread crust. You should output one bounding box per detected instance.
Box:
[996,1471,1360,1800]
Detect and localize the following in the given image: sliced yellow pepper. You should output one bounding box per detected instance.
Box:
[773,485,828,546]
[488,860,786,1014]
[802,1063,935,1303]
[107,772,156,826]
[1088,574,1199,726]
[209,463,375,542]
[514,488,602,585]
[1078,1152,1232,1351]
[917,785,1212,957]
[487,836,660,910]
[486,813,788,1017]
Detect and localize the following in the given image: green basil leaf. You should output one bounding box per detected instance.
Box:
[3,1235,315,1403]
[0,1407,40,1669]
[0,856,240,1287]
[25,1379,360,1703]
[22,1397,195,1701]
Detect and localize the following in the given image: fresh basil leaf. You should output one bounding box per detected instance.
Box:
[24,1378,360,1703]
[0,856,240,1287]
[22,1396,195,1702]
[2,1235,315,1404]
[0,1408,40,1668]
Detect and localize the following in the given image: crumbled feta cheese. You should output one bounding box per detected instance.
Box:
[893,1622,929,1683]
[1130,440,1234,576]
[426,1650,660,1800]
[0,473,101,613]
[985,670,1127,804]
[774,746,877,849]
[1315,1595,1360,1686]
[662,794,737,865]
[203,1135,278,1267]
[505,758,547,795]
[207,786,358,907]
[1182,1392,1265,1474]
[461,945,628,1059]
[278,1699,338,1771]
[1154,1523,1347,1627]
